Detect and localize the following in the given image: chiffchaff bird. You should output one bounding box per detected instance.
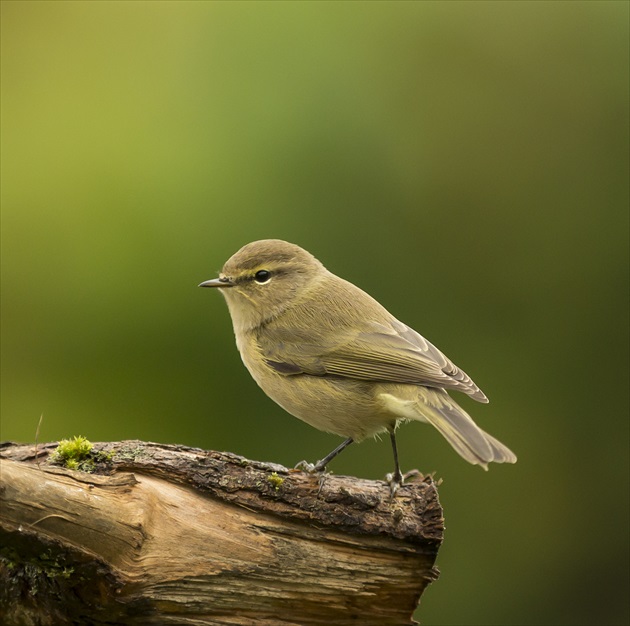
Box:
[200,239,516,491]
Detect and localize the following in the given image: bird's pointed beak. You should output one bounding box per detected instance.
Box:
[198,277,234,288]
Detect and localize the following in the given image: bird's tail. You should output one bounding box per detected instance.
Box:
[381,388,517,469]
[415,387,517,468]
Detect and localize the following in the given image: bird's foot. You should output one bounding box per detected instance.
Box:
[385,469,422,498]
[294,457,330,473]
[294,460,316,473]
[386,470,404,498]
[294,459,330,494]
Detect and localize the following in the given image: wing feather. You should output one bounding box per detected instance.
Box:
[259,317,488,402]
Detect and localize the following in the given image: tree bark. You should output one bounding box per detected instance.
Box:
[0,440,443,626]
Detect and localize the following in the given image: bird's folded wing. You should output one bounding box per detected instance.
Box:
[259,320,488,403]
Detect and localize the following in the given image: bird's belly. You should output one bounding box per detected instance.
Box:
[244,359,407,440]
[272,377,391,440]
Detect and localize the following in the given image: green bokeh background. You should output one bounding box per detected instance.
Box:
[2,2,628,624]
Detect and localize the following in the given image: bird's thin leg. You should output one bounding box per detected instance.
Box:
[313,437,354,472]
[387,430,404,496]
[295,437,354,473]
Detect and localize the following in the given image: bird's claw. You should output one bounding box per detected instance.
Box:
[295,460,330,494]
[386,471,404,498]
[294,460,317,473]
[386,469,423,498]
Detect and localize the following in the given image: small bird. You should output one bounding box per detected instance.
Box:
[200,239,516,492]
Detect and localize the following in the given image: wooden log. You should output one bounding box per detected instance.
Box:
[0,440,443,625]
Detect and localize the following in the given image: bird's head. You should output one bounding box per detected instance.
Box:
[199,239,325,331]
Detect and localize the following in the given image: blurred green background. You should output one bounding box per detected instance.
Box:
[1,2,628,624]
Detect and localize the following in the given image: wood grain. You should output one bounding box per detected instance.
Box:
[0,441,443,625]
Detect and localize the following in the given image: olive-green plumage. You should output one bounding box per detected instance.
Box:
[200,239,516,487]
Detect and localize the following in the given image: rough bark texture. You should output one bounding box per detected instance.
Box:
[0,440,443,626]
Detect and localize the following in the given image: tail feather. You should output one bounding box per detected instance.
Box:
[415,388,517,468]
[480,428,518,464]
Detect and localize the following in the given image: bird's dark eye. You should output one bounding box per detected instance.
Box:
[254,270,272,284]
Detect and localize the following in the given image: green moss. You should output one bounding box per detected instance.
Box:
[37,550,75,579]
[0,547,75,593]
[1,547,18,570]
[54,436,93,460]
[48,436,113,473]
[267,472,284,490]
[92,449,115,463]
[64,459,80,470]
[49,436,94,471]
